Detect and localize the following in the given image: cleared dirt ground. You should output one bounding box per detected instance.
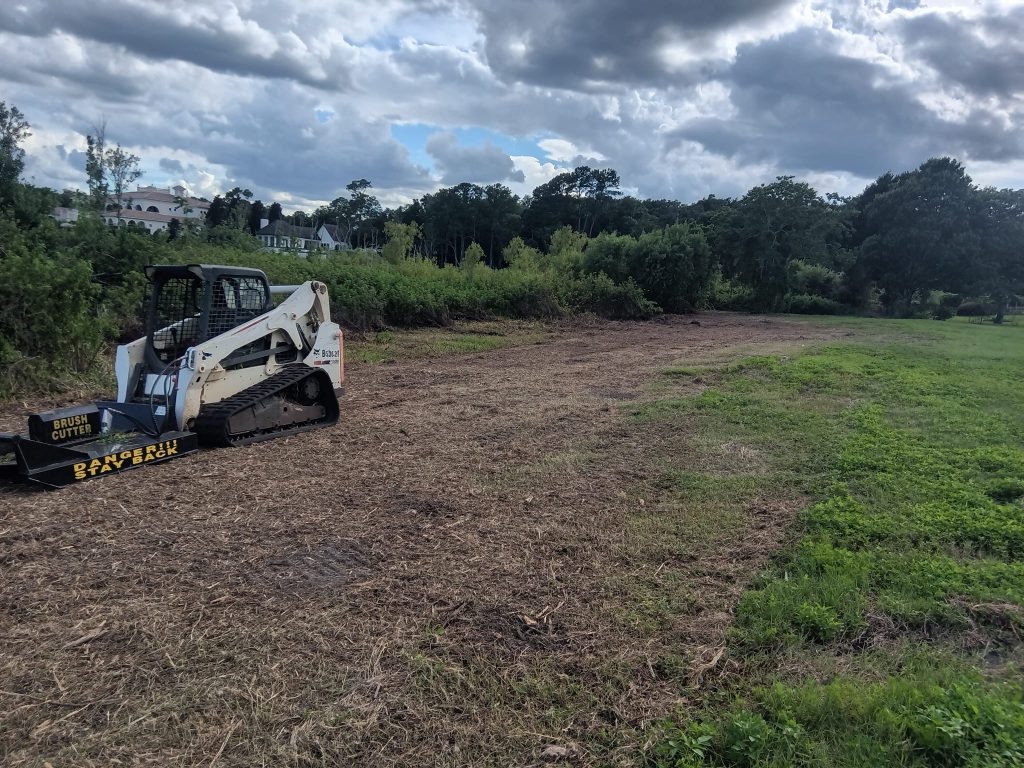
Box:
[0,314,842,767]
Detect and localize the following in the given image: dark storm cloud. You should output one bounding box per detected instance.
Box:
[671,27,1023,178]
[159,158,185,173]
[0,1,342,89]
[887,0,921,10]
[474,0,796,89]
[62,147,87,172]
[0,36,151,103]
[425,132,525,184]
[5,0,1024,205]
[194,86,433,199]
[899,7,1024,98]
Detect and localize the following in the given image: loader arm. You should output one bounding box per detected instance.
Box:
[174,280,343,429]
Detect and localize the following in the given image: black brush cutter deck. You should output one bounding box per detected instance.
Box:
[0,402,198,488]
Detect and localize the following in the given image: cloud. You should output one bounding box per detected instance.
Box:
[0,0,348,88]
[4,0,1024,210]
[502,156,562,199]
[425,131,525,184]
[3,28,434,208]
[670,25,1023,179]
[159,157,185,174]
[473,0,801,90]
[537,138,606,165]
[898,6,1024,98]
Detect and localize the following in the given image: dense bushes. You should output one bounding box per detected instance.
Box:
[0,216,120,393]
[957,300,991,317]
[206,246,659,327]
[0,213,675,394]
[583,223,714,312]
[786,294,843,315]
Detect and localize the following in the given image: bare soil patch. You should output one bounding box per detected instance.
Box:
[0,313,842,767]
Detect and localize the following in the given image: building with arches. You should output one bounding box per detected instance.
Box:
[103,185,210,233]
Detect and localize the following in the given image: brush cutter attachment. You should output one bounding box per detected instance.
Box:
[0,429,198,489]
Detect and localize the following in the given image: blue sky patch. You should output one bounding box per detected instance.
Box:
[390,123,554,172]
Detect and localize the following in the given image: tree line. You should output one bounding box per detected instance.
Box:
[266,161,1024,320]
[1,100,1022,322]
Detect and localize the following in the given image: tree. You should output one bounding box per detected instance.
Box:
[711,177,848,311]
[85,122,142,222]
[421,183,486,264]
[382,221,420,264]
[167,217,181,240]
[0,101,30,208]
[247,200,266,234]
[106,144,143,222]
[547,225,587,275]
[315,179,383,249]
[858,158,977,314]
[628,223,715,312]
[222,187,253,229]
[346,180,383,249]
[172,194,193,218]
[480,184,521,266]
[268,201,283,222]
[503,236,542,271]
[523,165,622,243]
[85,124,108,211]
[971,187,1024,323]
[460,241,486,272]
[584,232,634,283]
[206,195,228,228]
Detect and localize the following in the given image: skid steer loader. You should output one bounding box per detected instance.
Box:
[0,264,343,488]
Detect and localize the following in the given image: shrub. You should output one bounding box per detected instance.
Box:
[788,259,842,299]
[0,220,108,394]
[957,300,991,317]
[583,232,633,284]
[786,294,843,315]
[710,274,757,311]
[583,225,716,313]
[628,223,715,312]
[556,273,659,320]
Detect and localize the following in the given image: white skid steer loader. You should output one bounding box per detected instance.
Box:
[0,264,343,488]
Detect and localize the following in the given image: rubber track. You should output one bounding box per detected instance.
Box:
[193,365,339,447]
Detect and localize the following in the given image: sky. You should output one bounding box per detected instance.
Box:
[1,0,1022,211]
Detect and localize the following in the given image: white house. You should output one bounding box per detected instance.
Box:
[317,224,350,251]
[51,206,79,226]
[256,221,352,253]
[256,220,323,252]
[103,184,210,233]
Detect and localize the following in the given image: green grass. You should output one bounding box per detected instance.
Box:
[643,317,1024,767]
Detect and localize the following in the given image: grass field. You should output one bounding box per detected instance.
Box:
[2,314,1022,766]
[642,316,1024,767]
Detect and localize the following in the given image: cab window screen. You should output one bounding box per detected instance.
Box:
[207,276,268,338]
[151,276,202,364]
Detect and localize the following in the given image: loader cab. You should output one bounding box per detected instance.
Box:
[143,264,271,372]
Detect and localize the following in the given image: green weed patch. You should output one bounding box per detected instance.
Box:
[644,319,1024,766]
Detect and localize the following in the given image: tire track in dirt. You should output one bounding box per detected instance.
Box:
[0,313,841,767]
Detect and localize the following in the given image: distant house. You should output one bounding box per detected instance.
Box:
[51,206,79,226]
[256,220,323,252]
[316,224,351,251]
[256,221,352,253]
[103,184,209,233]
